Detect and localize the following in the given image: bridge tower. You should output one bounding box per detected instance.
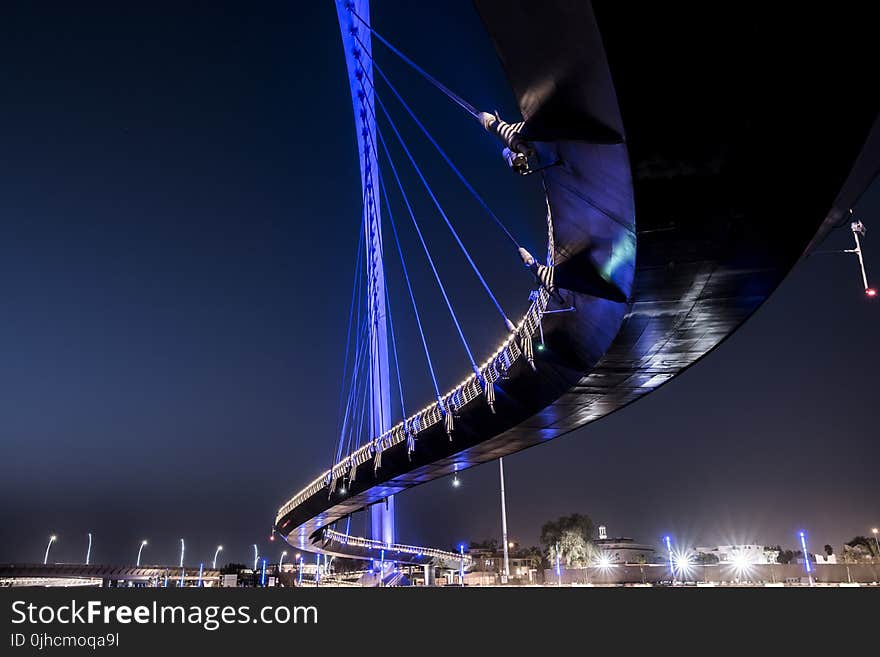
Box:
[336,0,395,546]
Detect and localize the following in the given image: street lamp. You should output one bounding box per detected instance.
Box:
[664,536,674,583]
[279,550,288,571]
[872,528,880,560]
[499,458,510,582]
[136,540,148,567]
[85,532,92,566]
[212,545,223,569]
[252,544,259,571]
[799,531,813,586]
[43,535,57,565]
[179,539,185,568]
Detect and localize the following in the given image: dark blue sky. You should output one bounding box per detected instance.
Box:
[1,1,877,567]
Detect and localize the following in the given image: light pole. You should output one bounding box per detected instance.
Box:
[297,555,303,586]
[499,458,510,583]
[136,540,148,567]
[664,536,675,584]
[843,215,875,297]
[252,544,259,571]
[212,545,223,569]
[85,532,92,565]
[43,535,57,565]
[179,539,185,568]
[459,544,465,587]
[555,542,561,586]
[872,528,880,560]
[799,531,813,586]
[279,550,287,571]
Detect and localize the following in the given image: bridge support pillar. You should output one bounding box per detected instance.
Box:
[423,564,434,587]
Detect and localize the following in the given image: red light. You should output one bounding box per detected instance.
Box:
[867,288,877,298]
[269,535,275,541]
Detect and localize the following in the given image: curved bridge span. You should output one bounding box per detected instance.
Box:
[275,1,878,562]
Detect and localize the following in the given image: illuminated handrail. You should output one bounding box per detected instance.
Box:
[322,529,473,564]
[276,288,549,525]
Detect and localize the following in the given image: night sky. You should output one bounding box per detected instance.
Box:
[1,2,877,568]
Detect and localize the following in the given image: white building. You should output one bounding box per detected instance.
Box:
[695,544,779,565]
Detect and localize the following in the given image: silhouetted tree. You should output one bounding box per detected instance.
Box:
[539,513,594,556]
[824,544,833,556]
[220,563,246,575]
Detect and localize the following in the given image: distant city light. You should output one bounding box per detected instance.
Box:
[673,549,694,579]
[594,553,613,570]
[730,549,753,580]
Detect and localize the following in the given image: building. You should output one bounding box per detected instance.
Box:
[694,544,779,565]
[592,526,656,564]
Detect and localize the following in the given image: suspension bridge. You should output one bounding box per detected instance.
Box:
[274,1,878,578]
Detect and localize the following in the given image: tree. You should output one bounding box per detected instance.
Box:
[469,538,499,552]
[775,548,796,564]
[846,536,878,558]
[220,562,246,575]
[824,544,833,556]
[539,514,594,555]
[693,552,719,565]
[548,529,593,568]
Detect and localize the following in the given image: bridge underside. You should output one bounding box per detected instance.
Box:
[276,2,878,560]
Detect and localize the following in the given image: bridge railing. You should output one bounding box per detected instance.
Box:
[276,288,549,526]
[322,529,473,565]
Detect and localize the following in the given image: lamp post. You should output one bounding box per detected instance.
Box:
[664,536,675,584]
[136,540,148,567]
[872,528,880,561]
[43,535,57,565]
[297,555,303,586]
[85,533,92,566]
[499,458,510,583]
[799,531,813,586]
[178,539,185,587]
[279,550,287,572]
[555,542,561,586]
[459,544,465,587]
[212,545,223,569]
[252,544,259,571]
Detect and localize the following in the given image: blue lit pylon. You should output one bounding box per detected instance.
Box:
[336,0,394,547]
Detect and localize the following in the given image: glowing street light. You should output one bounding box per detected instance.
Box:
[664,536,674,583]
[594,553,613,571]
[799,531,813,586]
[136,540,148,567]
[252,544,259,571]
[844,215,874,297]
[85,532,92,566]
[872,528,880,560]
[730,549,753,582]
[178,539,185,568]
[673,549,694,580]
[459,544,466,587]
[43,535,57,565]
[212,545,223,569]
[279,550,288,571]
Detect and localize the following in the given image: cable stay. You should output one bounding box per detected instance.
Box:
[346,11,547,180]
[346,4,479,119]
[351,37,523,252]
[366,77,516,335]
[356,69,507,420]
